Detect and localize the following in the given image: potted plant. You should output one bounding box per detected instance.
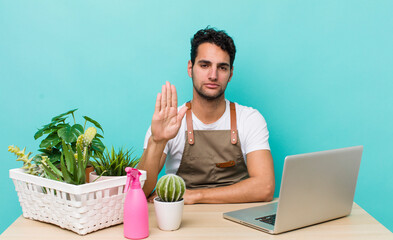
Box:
[89,146,141,195]
[7,109,142,235]
[154,174,186,231]
[39,127,96,185]
[32,109,105,182]
[8,108,104,183]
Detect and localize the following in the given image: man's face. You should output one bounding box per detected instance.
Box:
[188,43,233,101]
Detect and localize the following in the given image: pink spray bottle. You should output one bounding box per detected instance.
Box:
[123,167,149,239]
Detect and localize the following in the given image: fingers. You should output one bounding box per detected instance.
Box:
[155,93,161,113]
[157,82,179,114]
[171,84,178,108]
[159,82,177,110]
[161,84,167,109]
[166,81,172,107]
[147,196,155,203]
[147,191,157,203]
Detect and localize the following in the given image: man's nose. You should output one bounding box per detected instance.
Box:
[208,67,218,81]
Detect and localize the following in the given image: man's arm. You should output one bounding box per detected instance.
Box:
[183,149,275,204]
[137,139,167,196]
[137,82,187,197]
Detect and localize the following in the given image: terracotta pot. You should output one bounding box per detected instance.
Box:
[85,166,94,183]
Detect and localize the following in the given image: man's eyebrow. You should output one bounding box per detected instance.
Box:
[197,60,230,67]
[197,60,211,64]
[217,62,230,67]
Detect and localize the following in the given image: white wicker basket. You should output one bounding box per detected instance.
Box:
[9,168,146,235]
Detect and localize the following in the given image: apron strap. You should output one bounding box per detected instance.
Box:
[230,102,238,145]
[185,101,237,145]
[185,102,194,145]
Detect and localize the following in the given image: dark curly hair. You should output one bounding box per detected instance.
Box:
[190,27,236,69]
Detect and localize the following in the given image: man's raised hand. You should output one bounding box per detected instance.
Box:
[151,82,187,143]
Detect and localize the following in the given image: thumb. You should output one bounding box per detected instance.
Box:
[177,106,188,123]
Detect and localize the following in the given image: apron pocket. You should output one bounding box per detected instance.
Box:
[215,160,236,168]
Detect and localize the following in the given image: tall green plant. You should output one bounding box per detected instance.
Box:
[41,141,90,185]
[91,147,140,176]
[33,109,105,165]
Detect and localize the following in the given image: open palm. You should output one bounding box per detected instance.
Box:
[151,82,187,142]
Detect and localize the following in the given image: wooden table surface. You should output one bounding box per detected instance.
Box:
[1,202,391,240]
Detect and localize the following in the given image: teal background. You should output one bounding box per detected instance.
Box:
[1,0,392,234]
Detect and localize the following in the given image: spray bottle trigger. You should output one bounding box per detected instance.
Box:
[124,167,141,193]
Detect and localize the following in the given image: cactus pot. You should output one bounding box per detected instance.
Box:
[153,197,184,231]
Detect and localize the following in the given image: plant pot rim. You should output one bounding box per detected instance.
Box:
[153,197,184,204]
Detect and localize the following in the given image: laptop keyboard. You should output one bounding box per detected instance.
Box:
[255,214,276,225]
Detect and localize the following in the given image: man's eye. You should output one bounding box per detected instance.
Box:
[201,64,208,68]
[220,66,228,71]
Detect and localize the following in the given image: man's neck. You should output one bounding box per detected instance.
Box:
[191,95,226,124]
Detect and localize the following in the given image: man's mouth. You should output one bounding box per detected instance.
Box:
[204,83,219,89]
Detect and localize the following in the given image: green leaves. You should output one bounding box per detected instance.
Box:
[58,126,75,143]
[91,147,140,176]
[34,118,69,140]
[37,148,61,164]
[57,124,83,143]
[39,132,61,149]
[23,109,108,184]
[32,109,105,170]
[60,152,73,184]
[34,128,45,140]
[51,109,78,122]
[91,138,105,154]
[57,141,88,185]
[34,122,55,140]
[83,116,104,133]
[73,124,84,134]
[38,123,84,149]
[42,157,63,181]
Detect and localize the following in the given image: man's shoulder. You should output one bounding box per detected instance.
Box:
[230,101,267,128]
[231,101,262,116]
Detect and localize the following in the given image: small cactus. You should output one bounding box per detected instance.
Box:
[156,174,186,202]
[76,127,97,149]
[83,127,97,146]
[75,127,97,161]
[76,135,84,149]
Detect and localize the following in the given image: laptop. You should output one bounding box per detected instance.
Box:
[223,146,363,234]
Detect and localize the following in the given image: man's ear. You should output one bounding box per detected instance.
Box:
[228,66,234,83]
[187,60,193,78]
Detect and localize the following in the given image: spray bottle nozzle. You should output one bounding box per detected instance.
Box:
[124,167,142,193]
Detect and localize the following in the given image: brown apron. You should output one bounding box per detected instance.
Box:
[176,101,249,189]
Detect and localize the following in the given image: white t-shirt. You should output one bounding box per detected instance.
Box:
[143,100,270,174]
